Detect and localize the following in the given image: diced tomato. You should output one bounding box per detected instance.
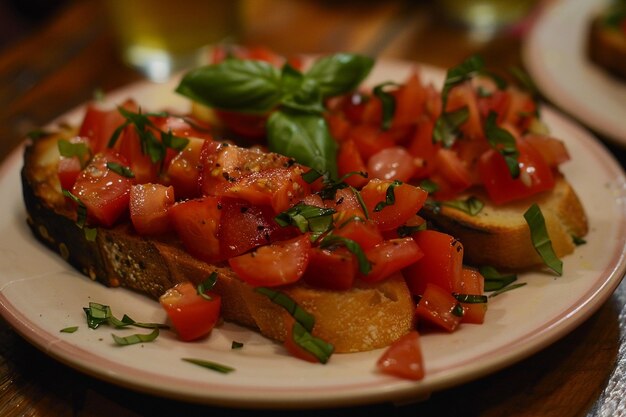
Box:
[216,167,310,213]
[338,91,382,126]
[406,116,440,179]
[446,81,484,140]
[165,137,207,199]
[228,234,311,287]
[214,110,269,140]
[367,146,417,182]
[332,218,383,251]
[71,151,132,227]
[415,283,463,332]
[78,99,138,153]
[360,179,428,231]
[523,134,570,167]
[325,113,352,142]
[218,198,297,259]
[360,238,424,283]
[337,139,369,188]
[116,124,159,184]
[200,142,294,197]
[302,247,356,290]
[346,124,395,161]
[402,230,464,296]
[376,330,425,381]
[434,148,472,192]
[129,183,175,235]
[328,187,367,224]
[478,136,555,205]
[500,86,537,131]
[169,196,222,263]
[458,267,487,325]
[159,281,221,342]
[392,71,427,127]
[151,115,214,141]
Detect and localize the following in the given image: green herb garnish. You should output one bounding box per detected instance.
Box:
[373,82,398,130]
[484,111,520,178]
[479,266,518,292]
[524,203,563,275]
[106,161,135,178]
[111,328,160,346]
[274,203,336,239]
[441,196,484,216]
[319,234,371,275]
[374,180,402,212]
[60,326,79,333]
[182,358,235,374]
[197,272,218,301]
[61,189,97,241]
[255,287,315,332]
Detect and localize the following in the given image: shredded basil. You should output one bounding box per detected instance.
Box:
[60,326,78,333]
[26,129,49,140]
[374,180,402,212]
[433,107,469,148]
[83,302,168,332]
[319,234,371,275]
[479,266,518,292]
[255,287,315,333]
[106,161,135,178]
[524,204,563,275]
[58,139,89,161]
[112,328,160,346]
[452,303,465,317]
[572,235,587,246]
[373,82,398,130]
[290,321,334,364]
[453,293,488,303]
[489,282,527,298]
[62,189,97,241]
[396,223,427,237]
[419,179,439,194]
[197,272,218,301]
[182,358,235,374]
[441,196,484,216]
[274,203,336,239]
[484,111,520,178]
[231,341,244,349]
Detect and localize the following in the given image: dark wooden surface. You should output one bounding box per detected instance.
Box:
[0,1,624,416]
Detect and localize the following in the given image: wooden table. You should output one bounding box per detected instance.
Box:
[1,1,624,415]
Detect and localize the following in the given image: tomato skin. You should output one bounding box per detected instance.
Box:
[228,234,311,287]
[159,281,221,342]
[402,230,464,296]
[332,219,383,251]
[71,151,132,227]
[58,155,84,191]
[328,187,367,224]
[165,137,207,199]
[377,330,425,381]
[346,124,396,161]
[478,136,555,205]
[129,183,175,235]
[78,99,137,153]
[524,134,570,167]
[392,71,427,127]
[360,239,424,283]
[337,139,369,188]
[406,116,440,179]
[302,247,356,290]
[415,283,462,332]
[116,125,159,184]
[458,267,487,325]
[360,179,428,232]
[218,198,297,259]
[446,82,484,140]
[169,196,223,263]
[367,146,417,182]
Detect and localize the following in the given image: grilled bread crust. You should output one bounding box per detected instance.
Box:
[21,129,415,353]
[421,178,588,270]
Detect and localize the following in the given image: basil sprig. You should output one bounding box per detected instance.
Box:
[524,203,563,275]
[176,53,374,178]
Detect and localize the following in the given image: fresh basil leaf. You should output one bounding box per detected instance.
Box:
[433,107,469,147]
[396,223,427,237]
[60,326,79,333]
[485,111,520,178]
[441,55,485,101]
[280,77,326,115]
[231,341,244,349]
[373,82,398,131]
[524,203,563,275]
[197,272,218,301]
[479,266,519,292]
[290,320,334,364]
[255,287,316,333]
[374,180,402,212]
[319,234,371,275]
[58,139,89,160]
[274,203,336,236]
[267,110,338,179]
[304,53,374,97]
[182,358,235,374]
[441,196,484,216]
[161,130,190,152]
[419,179,439,193]
[175,59,283,112]
[106,161,135,178]
[112,327,160,346]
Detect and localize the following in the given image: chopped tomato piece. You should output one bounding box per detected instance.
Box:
[434,148,472,193]
[159,281,221,342]
[360,179,428,231]
[78,99,137,153]
[332,218,383,251]
[406,116,440,179]
[392,71,427,127]
[337,139,369,188]
[116,124,159,184]
[367,146,417,182]
[228,234,311,287]
[169,196,222,263]
[218,198,297,259]
[165,137,207,199]
[129,183,175,235]
[71,151,132,227]
[302,247,356,290]
[360,238,424,283]
[415,283,463,332]
[523,134,570,167]
[377,330,425,381]
[327,187,367,224]
[57,135,91,191]
[402,230,464,296]
[458,267,487,325]
[446,82,484,140]
[346,124,395,161]
[478,136,555,205]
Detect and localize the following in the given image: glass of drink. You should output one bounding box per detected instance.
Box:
[106,0,240,81]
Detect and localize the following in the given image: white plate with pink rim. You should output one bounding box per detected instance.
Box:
[0,57,625,409]
[523,0,626,146]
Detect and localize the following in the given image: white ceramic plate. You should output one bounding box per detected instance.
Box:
[523,0,626,146]
[1,59,625,409]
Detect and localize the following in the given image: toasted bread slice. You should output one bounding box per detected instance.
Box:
[21,129,415,353]
[420,177,588,270]
[588,14,626,80]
